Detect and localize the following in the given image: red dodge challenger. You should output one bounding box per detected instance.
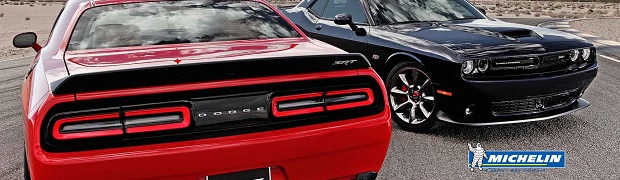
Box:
[13,0,391,179]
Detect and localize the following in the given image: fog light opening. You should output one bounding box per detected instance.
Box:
[465,104,475,116]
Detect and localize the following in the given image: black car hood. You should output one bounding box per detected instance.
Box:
[388,19,592,58]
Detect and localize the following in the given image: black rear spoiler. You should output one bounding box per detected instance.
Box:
[51,54,371,94]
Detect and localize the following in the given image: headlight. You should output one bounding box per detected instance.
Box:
[569,49,580,62]
[477,59,489,72]
[581,48,591,61]
[462,60,475,75]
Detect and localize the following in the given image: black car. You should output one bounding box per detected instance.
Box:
[282,0,598,132]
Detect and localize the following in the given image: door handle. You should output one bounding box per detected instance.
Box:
[315,25,323,31]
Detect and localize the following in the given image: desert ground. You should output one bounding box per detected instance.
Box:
[0,2,62,60]
[471,0,620,19]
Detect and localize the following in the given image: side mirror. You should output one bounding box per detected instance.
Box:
[333,13,366,36]
[334,13,353,26]
[477,7,486,15]
[13,32,41,52]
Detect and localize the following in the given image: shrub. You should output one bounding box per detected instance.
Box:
[42,3,46,6]
[495,13,503,16]
[534,13,541,17]
[25,17,30,21]
[0,13,4,17]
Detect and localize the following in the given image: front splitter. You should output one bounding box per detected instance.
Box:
[437,98,590,126]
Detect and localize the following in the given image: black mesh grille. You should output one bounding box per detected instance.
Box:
[467,50,594,79]
[491,89,580,115]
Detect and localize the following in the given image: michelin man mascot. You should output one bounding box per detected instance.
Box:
[468,143,487,171]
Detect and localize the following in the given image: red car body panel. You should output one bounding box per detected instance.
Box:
[21,0,391,179]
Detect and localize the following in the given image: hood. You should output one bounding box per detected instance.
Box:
[63,37,344,75]
[388,19,592,58]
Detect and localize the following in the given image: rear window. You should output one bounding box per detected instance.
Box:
[68,0,300,51]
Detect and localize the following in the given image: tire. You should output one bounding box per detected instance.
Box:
[385,61,437,132]
[24,150,31,180]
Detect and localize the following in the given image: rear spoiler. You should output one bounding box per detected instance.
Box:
[51,54,371,94]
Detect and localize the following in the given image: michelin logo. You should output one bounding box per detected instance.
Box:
[468,143,487,171]
[468,143,565,170]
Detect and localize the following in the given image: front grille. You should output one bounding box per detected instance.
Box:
[467,50,595,79]
[491,89,580,115]
[489,52,571,72]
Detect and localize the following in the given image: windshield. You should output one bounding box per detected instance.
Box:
[367,0,484,24]
[68,0,300,51]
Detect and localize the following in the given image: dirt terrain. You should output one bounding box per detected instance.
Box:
[471,0,620,19]
[0,3,62,60]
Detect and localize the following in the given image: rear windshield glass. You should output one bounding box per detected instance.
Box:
[68,0,300,51]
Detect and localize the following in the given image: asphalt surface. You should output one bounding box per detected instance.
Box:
[1,19,619,179]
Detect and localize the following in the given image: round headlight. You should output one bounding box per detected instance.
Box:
[569,49,580,62]
[477,59,489,72]
[462,60,475,75]
[581,49,591,61]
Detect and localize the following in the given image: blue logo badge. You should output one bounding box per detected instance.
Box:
[467,143,565,171]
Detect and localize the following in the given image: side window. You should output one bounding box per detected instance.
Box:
[322,0,367,24]
[309,0,328,16]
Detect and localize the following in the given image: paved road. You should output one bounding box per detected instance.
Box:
[1,19,619,179]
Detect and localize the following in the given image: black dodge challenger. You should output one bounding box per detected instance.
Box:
[282,0,598,132]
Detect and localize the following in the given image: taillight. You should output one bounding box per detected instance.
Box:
[272,88,374,117]
[124,106,191,134]
[53,113,123,140]
[52,106,191,140]
[325,88,374,111]
[272,92,324,117]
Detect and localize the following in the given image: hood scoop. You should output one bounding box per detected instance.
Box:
[498,29,541,39]
[443,24,543,40]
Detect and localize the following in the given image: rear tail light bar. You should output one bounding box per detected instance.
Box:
[52,106,191,140]
[272,88,374,117]
[53,113,123,140]
[124,107,191,134]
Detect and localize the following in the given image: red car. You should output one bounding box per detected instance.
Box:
[14,0,391,179]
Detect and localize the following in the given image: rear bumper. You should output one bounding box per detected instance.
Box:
[29,112,391,180]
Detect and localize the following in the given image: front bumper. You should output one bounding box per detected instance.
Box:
[28,112,391,180]
[436,61,597,124]
[437,98,589,126]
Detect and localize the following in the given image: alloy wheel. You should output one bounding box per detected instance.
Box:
[389,67,436,124]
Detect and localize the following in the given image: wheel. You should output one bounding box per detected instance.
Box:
[24,150,31,180]
[386,62,437,132]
